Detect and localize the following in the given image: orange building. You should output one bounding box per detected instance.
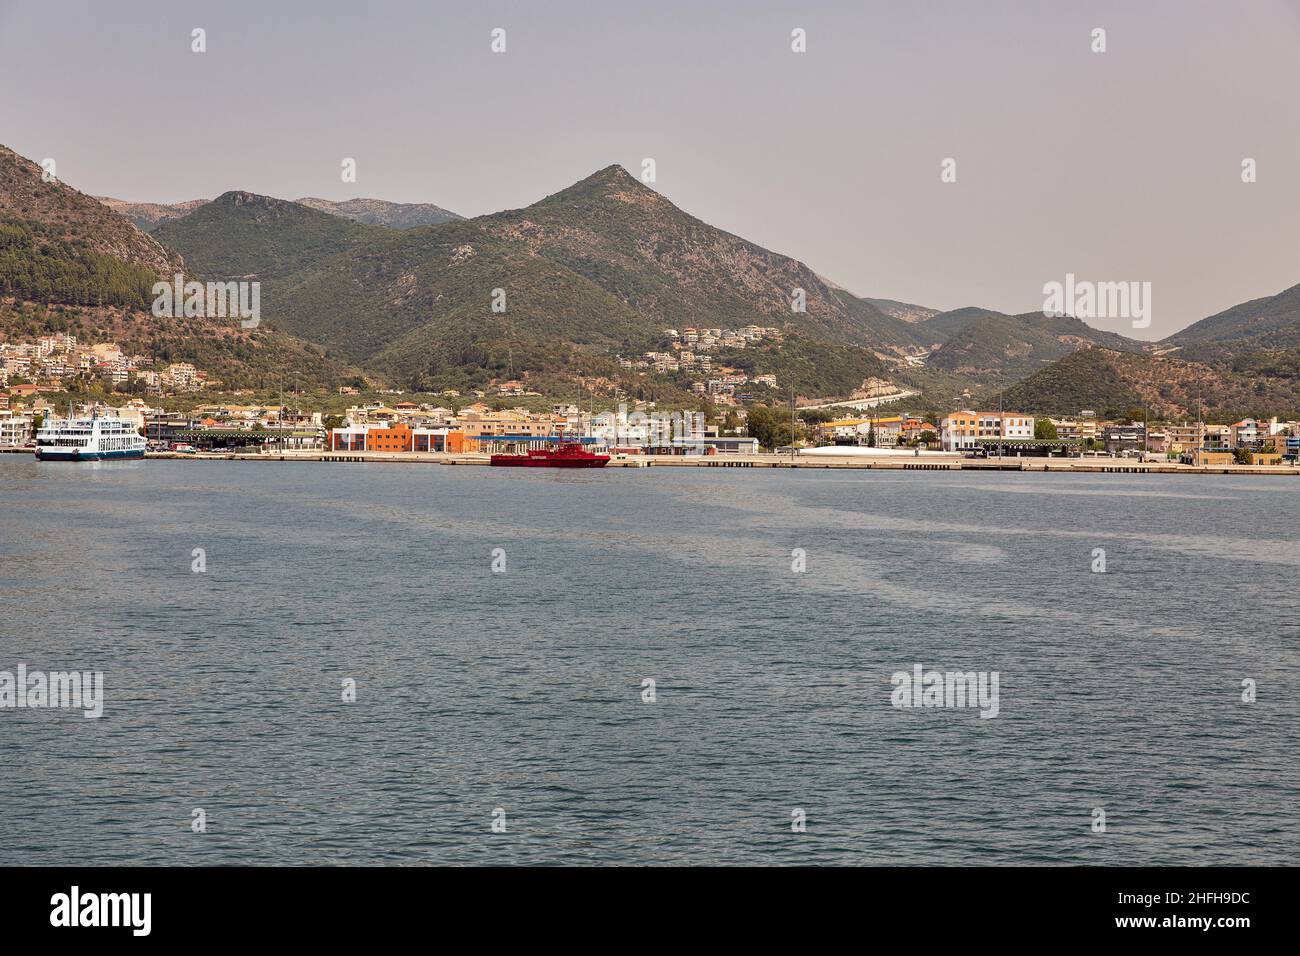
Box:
[365,422,412,452]
[330,424,468,453]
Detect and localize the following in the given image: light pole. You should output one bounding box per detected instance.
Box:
[789,384,796,462]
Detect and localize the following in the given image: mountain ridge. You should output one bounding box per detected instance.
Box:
[99,194,462,233]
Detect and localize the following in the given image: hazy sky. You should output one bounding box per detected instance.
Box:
[2,0,1298,339]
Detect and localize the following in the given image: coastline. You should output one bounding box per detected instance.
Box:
[5,446,1293,475]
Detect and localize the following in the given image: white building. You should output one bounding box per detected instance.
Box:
[940,410,1035,451]
[0,411,32,447]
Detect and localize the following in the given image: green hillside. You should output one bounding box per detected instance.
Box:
[927,311,1143,385]
[477,166,929,352]
[0,219,160,309]
[1164,282,1300,358]
[996,346,1300,420]
[153,191,386,280]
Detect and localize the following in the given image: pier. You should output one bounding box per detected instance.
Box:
[110,449,1300,475]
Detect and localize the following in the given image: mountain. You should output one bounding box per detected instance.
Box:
[918,307,1010,344]
[294,197,461,228]
[153,191,386,280]
[474,166,929,353]
[96,197,209,232]
[158,166,899,395]
[995,346,1300,420]
[0,145,359,391]
[1163,282,1300,359]
[925,311,1143,385]
[864,297,939,324]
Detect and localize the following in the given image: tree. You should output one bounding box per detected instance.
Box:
[918,430,936,446]
[1233,447,1253,465]
[746,405,798,450]
[1034,418,1058,440]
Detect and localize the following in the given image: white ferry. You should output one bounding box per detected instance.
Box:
[34,412,147,461]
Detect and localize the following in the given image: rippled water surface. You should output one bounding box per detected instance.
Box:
[1,458,1297,864]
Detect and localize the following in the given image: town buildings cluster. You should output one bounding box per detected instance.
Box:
[619,326,784,391]
[807,408,1300,463]
[328,401,759,455]
[688,371,779,405]
[0,334,206,395]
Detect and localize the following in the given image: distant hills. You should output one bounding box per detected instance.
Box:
[99,194,461,233]
[6,142,1300,411]
[294,196,461,228]
[96,197,209,232]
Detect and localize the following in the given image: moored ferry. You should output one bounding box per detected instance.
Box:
[35,413,147,461]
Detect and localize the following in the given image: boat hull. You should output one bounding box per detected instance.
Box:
[490,455,609,467]
[35,448,146,462]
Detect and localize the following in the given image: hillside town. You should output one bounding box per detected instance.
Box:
[617,325,784,403]
[0,333,208,395]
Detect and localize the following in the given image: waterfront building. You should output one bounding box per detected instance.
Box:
[1102,423,1146,454]
[1165,423,1204,453]
[940,410,1034,451]
[0,410,32,447]
[329,423,465,453]
[901,418,938,444]
[1230,418,1262,448]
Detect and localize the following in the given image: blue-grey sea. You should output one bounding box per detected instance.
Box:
[1,458,1297,865]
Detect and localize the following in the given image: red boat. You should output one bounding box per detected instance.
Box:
[490,441,610,468]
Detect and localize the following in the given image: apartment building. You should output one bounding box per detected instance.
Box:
[1230,418,1261,448]
[940,410,1034,451]
[0,410,32,447]
[1102,423,1146,454]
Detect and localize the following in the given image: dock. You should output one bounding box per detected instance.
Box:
[118,450,1300,475]
[5,444,1295,474]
